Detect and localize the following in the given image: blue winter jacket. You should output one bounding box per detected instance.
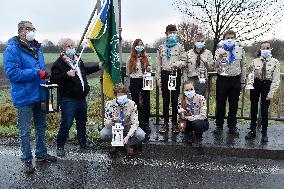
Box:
[3,36,47,108]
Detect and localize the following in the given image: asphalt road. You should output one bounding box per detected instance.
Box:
[0,144,283,189]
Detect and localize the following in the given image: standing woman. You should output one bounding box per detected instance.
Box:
[245,41,280,142]
[182,32,214,95]
[127,39,151,132]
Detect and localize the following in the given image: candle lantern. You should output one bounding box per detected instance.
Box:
[40,81,59,113]
[168,71,177,90]
[143,72,154,90]
[219,58,229,76]
[197,67,207,83]
[245,70,255,90]
[111,122,124,146]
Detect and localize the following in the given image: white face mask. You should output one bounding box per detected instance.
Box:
[25,31,36,42]
[116,95,128,105]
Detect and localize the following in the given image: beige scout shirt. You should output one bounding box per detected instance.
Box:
[104,99,139,137]
[126,56,152,78]
[182,49,214,81]
[249,57,281,98]
[215,47,246,83]
[156,43,186,83]
[177,94,207,121]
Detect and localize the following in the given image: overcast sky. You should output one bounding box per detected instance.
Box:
[0,0,283,45]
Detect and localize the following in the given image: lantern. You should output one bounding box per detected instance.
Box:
[111,122,124,146]
[197,67,207,83]
[219,58,229,76]
[168,71,177,90]
[143,72,154,90]
[245,71,255,90]
[40,81,59,113]
[179,112,186,131]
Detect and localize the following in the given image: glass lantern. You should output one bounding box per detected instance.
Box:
[179,112,186,131]
[111,122,124,146]
[197,66,207,83]
[219,58,229,76]
[40,81,59,113]
[143,71,154,91]
[168,71,177,90]
[245,70,255,90]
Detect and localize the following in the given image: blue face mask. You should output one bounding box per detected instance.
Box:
[261,49,272,59]
[168,33,177,42]
[116,95,128,105]
[135,45,144,53]
[195,42,205,49]
[184,90,196,99]
[65,48,76,57]
[224,39,235,48]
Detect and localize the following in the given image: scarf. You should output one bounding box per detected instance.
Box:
[194,48,205,69]
[163,40,177,60]
[222,43,236,64]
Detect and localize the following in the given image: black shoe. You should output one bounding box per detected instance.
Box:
[36,154,57,163]
[23,161,35,174]
[245,131,256,140]
[213,126,223,135]
[261,134,268,143]
[228,127,239,136]
[56,147,66,157]
[79,143,87,149]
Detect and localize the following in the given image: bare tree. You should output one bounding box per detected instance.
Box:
[174,0,284,54]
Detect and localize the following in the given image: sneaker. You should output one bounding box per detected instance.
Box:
[23,161,35,174]
[172,123,179,133]
[261,134,269,143]
[56,147,66,157]
[36,154,57,163]
[159,123,169,133]
[245,131,256,140]
[213,126,223,135]
[126,146,135,156]
[228,127,239,136]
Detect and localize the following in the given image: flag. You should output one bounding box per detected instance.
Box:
[87,0,121,99]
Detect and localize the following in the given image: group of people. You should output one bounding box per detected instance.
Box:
[2,21,281,174]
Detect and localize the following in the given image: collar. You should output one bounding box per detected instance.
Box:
[261,56,272,62]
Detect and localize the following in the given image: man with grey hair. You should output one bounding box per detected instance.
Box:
[3,21,57,174]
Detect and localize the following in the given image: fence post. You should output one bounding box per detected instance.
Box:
[155,80,160,125]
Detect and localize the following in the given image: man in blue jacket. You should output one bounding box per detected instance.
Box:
[3,21,57,174]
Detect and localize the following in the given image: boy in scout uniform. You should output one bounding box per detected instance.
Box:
[182,32,214,95]
[213,30,246,136]
[245,41,280,142]
[100,84,145,155]
[156,24,186,133]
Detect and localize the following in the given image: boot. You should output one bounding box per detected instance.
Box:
[159,123,169,133]
[245,131,256,140]
[261,134,268,143]
[213,126,223,135]
[172,123,179,133]
[126,145,135,156]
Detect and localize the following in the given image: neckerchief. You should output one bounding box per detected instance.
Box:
[223,43,236,64]
[163,40,177,60]
[194,48,205,69]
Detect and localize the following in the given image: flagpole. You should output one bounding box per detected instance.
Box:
[77,2,98,50]
[118,0,123,73]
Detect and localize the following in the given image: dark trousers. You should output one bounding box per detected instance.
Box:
[161,70,181,124]
[57,97,87,147]
[186,76,207,96]
[215,75,241,128]
[129,78,150,130]
[185,119,209,138]
[250,78,272,134]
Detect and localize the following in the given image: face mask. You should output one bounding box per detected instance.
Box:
[261,49,272,59]
[195,42,205,49]
[25,31,36,42]
[65,48,76,57]
[116,95,128,105]
[135,45,144,53]
[184,90,196,99]
[224,39,235,48]
[168,33,177,42]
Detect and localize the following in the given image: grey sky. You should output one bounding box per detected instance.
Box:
[0,0,283,45]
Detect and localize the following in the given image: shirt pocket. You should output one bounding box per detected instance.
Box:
[234,51,243,60]
[266,63,275,79]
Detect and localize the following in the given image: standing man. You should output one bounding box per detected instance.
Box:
[3,21,57,174]
[156,24,186,133]
[213,30,246,136]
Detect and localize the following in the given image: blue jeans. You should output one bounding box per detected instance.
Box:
[57,97,87,148]
[100,127,145,146]
[17,103,47,162]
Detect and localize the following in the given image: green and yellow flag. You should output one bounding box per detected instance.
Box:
[87,0,121,99]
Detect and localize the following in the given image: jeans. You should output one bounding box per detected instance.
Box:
[100,127,145,146]
[185,119,209,138]
[17,103,47,162]
[57,97,87,148]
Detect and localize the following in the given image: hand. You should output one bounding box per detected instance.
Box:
[112,113,120,123]
[123,136,130,145]
[219,50,228,58]
[187,116,194,121]
[146,66,151,72]
[178,108,186,114]
[171,63,178,69]
[67,69,76,77]
[99,62,103,69]
[266,96,273,101]
[39,70,49,80]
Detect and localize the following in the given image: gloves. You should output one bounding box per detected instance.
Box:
[39,70,49,80]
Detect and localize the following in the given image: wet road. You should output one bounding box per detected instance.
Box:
[0,144,284,189]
